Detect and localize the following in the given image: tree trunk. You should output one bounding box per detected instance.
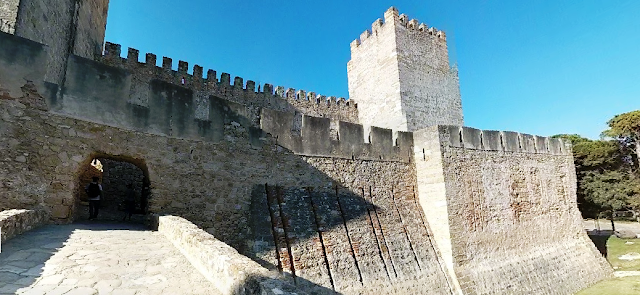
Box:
[610,211,616,232]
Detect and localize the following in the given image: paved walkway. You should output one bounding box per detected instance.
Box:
[0,222,219,295]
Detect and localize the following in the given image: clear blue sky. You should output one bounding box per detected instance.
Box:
[104,0,640,139]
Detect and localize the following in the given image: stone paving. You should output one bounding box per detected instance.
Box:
[0,222,219,295]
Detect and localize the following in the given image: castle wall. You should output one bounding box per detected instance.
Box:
[72,0,109,60]
[0,32,455,295]
[347,7,463,132]
[347,10,404,131]
[0,0,19,33]
[13,0,75,85]
[414,125,612,295]
[395,22,463,131]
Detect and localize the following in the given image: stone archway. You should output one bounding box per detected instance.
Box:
[73,154,151,222]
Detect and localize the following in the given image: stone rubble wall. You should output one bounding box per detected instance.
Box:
[152,214,307,295]
[414,125,613,295]
[0,209,49,244]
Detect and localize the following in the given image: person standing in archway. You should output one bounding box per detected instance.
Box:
[85,177,103,220]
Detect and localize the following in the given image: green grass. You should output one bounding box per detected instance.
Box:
[576,277,640,295]
[607,236,640,271]
[577,236,640,295]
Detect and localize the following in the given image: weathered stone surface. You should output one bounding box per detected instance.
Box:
[0,209,49,243]
[153,215,306,295]
[414,126,613,295]
[348,7,463,132]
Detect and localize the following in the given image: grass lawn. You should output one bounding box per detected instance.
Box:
[577,236,640,295]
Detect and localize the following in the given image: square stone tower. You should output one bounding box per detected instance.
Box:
[0,0,110,86]
[347,7,463,132]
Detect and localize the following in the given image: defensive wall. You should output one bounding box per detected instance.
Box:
[0,31,455,294]
[413,126,613,294]
[0,5,615,295]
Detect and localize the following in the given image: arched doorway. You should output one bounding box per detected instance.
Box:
[74,154,151,222]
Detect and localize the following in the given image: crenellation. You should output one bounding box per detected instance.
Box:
[233,76,243,89]
[220,72,230,86]
[296,90,305,100]
[399,14,408,25]
[146,53,157,67]
[246,80,256,92]
[263,83,274,95]
[439,126,570,155]
[306,91,315,101]
[193,65,203,80]
[384,7,399,23]
[178,60,188,73]
[103,42,121,59]
[162,56,172,71]
[206,69,217,83]
[285,88,295,100]
[275,86,285,97]
[372,18,383,32]
[408,19,419,30]
[127,47,139,63]
[260,108,412,162]
[359,29,371,42]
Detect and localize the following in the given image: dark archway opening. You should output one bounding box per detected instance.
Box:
[74,154,151,223]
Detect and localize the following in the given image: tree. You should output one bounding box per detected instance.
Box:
[552,134,640,228]
[602,110,640,170]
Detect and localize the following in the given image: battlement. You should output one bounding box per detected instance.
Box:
[350,7,446,50]
[101,42,357,120]
[440,126,571,155]
[261,108,414,162]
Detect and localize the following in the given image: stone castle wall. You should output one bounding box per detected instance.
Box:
[8,0,108,86]
[348,7,463,132]
[414,126,613,295]
[0,32,455,294]
[0,0,19,33]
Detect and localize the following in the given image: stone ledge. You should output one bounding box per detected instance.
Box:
[0,208,49,244]
[151,214,306,295]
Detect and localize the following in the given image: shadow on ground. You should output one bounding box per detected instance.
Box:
[0,222,148,294]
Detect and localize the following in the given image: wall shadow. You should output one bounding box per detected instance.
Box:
[0,223,148,294]
[586,230,613,258]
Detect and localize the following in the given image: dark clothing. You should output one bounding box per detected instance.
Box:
[89,199,100,219]
[123,188,136,220]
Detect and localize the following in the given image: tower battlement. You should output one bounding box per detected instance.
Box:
[348,7,462,133]
[350,7,446,50]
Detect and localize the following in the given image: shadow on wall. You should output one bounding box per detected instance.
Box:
[0,223,148,294]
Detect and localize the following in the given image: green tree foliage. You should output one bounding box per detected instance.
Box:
[552,134,639,219]
[602,110,640,168]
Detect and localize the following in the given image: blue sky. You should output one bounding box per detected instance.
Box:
[104,0,640,139]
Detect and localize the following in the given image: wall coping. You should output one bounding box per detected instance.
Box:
[151,214,306,295]
[0,209,49,244]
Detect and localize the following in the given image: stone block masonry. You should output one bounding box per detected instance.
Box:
[414,126,613,295]
[348,7,463,132]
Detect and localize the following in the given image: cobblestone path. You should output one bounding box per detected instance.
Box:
[0,222,219,295]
